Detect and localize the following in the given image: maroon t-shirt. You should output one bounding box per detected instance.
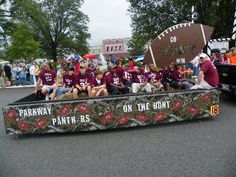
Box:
[148,71,161,83]
[114,66,124,79]
[39,69,56,86]
[124,69,132,80]
[132,72,148,84]
[201,60,219,87]
[108,73,122,86]
[63,74,75,88]
[172,70,182,81]
[90,77,107,88]
[86,69,95,77]
[104,71,112,82]
[76,72,92,87]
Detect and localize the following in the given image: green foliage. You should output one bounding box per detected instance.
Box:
[128,0,235,52]
[11,0,90,61]
[6,22,39,62]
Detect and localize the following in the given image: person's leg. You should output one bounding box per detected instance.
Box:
[91,89,97,97]
[144,83,152,93]
[33,75,36,85]
[87,86,92,97]
[132,83,140,93]
[73,88,79,99]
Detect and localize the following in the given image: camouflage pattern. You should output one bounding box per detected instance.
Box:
[2,89,220,135]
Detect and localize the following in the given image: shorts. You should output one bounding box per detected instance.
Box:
[42,84,57,92]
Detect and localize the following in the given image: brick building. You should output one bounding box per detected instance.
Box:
[102,38,131,58]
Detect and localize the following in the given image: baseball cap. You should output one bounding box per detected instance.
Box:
[199,53,209,59]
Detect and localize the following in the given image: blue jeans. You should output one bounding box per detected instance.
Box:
[56,88,71,96]
[193,67,199,76]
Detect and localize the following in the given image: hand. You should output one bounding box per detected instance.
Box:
[33,89,38,95]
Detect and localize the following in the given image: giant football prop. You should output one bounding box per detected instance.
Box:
[144,23,214,68]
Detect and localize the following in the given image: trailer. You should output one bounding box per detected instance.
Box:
[2,90,220,135]
[2,23,221,135]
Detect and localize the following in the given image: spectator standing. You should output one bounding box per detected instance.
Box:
[30,63,36,85]
[35,64,40,81]
[12,63,18,84]
[4,64,12,86]
[0,64,5,89]
[19,67,27,85]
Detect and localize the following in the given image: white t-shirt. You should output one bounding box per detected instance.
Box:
[30,65,35,75]
[190,56,200,67]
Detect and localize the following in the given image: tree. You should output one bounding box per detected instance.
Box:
[12,0,90,62]
[128,0,235,52]
[6,22,39,62]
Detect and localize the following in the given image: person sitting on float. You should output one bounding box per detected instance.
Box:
[33,62,58,100]
[73,66,92,98]
[131,64,152,93]
[162,64,174,92]
[50,67,76,100]
[191,53,219,90]
[107,66,129,95]
[147,64,164,92]
[171,63,193,90]
[90,70,108,97]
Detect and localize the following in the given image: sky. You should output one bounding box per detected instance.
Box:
[81,0,132,46]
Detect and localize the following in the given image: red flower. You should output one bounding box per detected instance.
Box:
[101,112,115,124]
[59,104,71,117]
[17,120,30,132]
[135,112,149,123]
[200,93,212,102]
[171,100,184,111]
[154,112,167,122]
[35,118,48,129]
[117,115,130,125]
[4,109,17,122]
[77,104,90,113]
[188,106,199,116]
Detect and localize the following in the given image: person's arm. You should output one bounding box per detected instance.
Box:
[197,71,204,84]
[34,78,42,94]
[68,86,74,93]
[109,82,120,88]
[140,80,148,87]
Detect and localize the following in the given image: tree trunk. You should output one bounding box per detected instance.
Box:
[51,43,57,63]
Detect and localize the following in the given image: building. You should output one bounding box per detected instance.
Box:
[102,38,131,58]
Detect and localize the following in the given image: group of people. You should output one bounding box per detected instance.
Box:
[33,52,219,100]
[0,63,40,87]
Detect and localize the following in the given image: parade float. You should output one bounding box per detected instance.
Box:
[2,23,220,135]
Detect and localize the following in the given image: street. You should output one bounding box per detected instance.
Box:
[0,88,236,177]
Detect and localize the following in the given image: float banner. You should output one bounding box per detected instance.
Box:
[2,89,220,135]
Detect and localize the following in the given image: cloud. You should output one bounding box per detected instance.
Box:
[81,0,132,45]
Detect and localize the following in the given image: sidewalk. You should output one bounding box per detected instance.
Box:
[0,85,35,89]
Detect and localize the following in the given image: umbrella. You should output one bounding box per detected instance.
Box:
[134,54,145,62]
[82,54,96,59]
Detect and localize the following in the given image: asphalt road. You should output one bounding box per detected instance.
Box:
[0,88,235,177]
